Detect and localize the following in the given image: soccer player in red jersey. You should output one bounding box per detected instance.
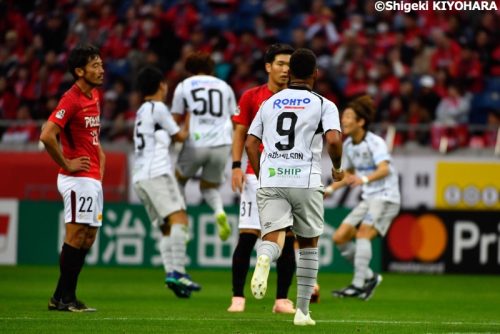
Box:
[228,44,297,313]
[40,44,105,312]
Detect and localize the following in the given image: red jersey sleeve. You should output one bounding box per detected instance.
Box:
[232,89,255,127]
[48,93,79,129]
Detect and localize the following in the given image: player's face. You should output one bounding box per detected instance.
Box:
[341,108,363,136]
[82,56,105,87]
[267,54,291,87]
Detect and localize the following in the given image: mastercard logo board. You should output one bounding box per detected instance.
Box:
[387,214,447,262]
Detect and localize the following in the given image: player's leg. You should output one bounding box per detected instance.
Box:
[289,187,323,326]
[174,145,200,201]
[52,176,100,312]
[273,230,296,313]
[199,145,232,241]
[331,201,373,297]
[228,228,258,312]
[252,188,292,300]
[228,174,259,312]
[294,236,319,326]
[357,200,400,300]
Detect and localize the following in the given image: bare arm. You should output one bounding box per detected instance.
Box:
[245,134,261,178]
[350,160,390,187]
[98,144,106,181]
[172,113,190,143]
[39,121,90,173]
[325,129,344,182]
[231,122,248,192]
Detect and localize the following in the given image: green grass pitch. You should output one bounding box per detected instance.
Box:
[1,266,499,333]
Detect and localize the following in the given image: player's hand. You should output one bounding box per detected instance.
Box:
[232,168,246,193]
[66,156,91,173]
[332,167,344,182]
[324,184,334,198]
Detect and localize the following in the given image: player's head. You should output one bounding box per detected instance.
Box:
[264,43,294,89]
[68,44,104,86]
[137,66,166,97]
[185,52,215,75]
[342,95,375,134]
[289,48,317,80]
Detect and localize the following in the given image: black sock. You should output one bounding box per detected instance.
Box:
[52,252,64,300]
[69,248,90,301]
[232,233,258,297]
[276,236,296,299]
[58,243,81,303]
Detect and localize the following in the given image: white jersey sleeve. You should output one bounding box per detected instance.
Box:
[248,87,340,188]
[132,101,179,183]
[170,82,185,116]
[171,75,235,147]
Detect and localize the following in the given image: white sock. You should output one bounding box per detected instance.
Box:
[353,238,371,288]
[159,235,172,274]
[170,224,188,274]
[201,188,224,215]
[296,248,319,315]
[339,241,374,279]
[256,240,281,263]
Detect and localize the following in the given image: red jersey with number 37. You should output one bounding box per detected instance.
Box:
[48,84,102,180]
[232,84,273,175]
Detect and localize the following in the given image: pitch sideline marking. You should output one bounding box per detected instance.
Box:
[0,317,499,327]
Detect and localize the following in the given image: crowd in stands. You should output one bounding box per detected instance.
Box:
[1,0,499,148]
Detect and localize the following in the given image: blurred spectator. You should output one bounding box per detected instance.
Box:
[435,82,471,126]
[0,75,19,119]
[417,75,441,121]
[1,104,38,144]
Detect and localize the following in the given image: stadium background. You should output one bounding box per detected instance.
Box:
[0,0,499,275]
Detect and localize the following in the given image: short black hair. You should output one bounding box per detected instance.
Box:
[67,44,101,80]
[137,66,164,96]
[264,43,294,64]
[289,48,317,79]
[185,52,215,75]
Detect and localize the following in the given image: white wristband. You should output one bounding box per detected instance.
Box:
[325,185,334,195]
[361,176,369,184]
[333,167,343,174]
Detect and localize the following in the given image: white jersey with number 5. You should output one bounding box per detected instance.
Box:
[171,75,236,147]
[248,86,341,188]
[132,101,180,183]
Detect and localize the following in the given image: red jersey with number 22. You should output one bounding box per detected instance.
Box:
[232,84,273,175]
[48,84,102,180]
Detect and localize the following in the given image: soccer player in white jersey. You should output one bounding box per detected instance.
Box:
[171,52,235,241]
[325,95,401,300]
[133,66,201,298]
[246,48,344,326]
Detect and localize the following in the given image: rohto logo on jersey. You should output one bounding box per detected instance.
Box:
[268,167,302,177]
[55,109,65,119]
[273,98,311,109]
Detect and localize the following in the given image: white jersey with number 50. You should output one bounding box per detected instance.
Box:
[248,86,341,188]
[132,101,180,183]
[171,75,236,148]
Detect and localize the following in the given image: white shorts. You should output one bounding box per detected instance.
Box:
[133,174,186,227]
[238,174,260,230]
[342,199,400,236]
[176,145,231,184]
[256,186,324,238]
[57,174,103,227]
